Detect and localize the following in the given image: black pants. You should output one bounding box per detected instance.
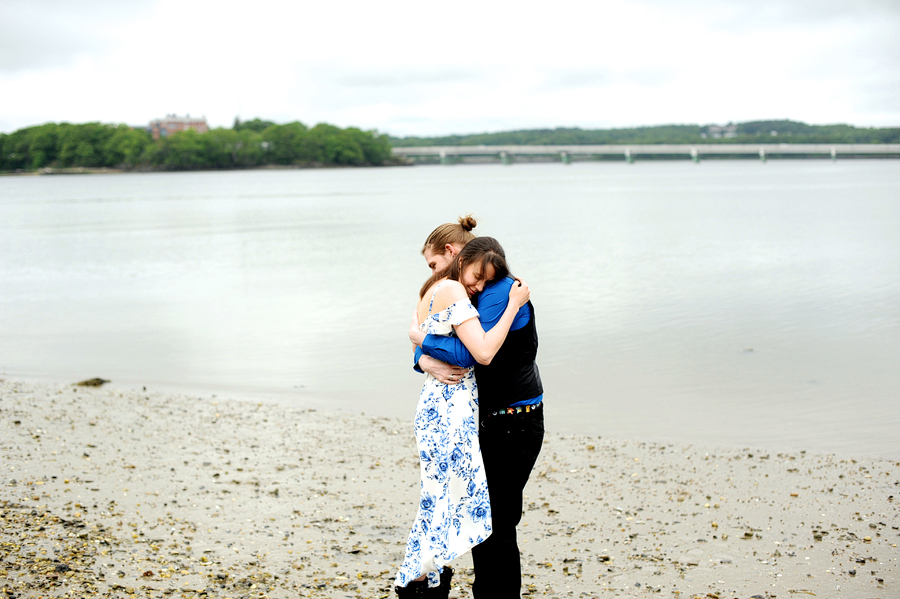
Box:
[471,408,544,598]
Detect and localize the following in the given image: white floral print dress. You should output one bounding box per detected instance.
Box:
[396,287,492,589]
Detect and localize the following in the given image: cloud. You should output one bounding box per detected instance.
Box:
[0,1,153,73]
[1,0,899,134]
[659,0,900,29]
[535,67,673,93]
[335,68,485,89]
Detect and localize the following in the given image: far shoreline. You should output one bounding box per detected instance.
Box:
[0,162,413,177]
[3,152,900,177]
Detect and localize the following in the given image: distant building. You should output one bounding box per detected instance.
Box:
[148,114,209,140]
[704,124,738,139]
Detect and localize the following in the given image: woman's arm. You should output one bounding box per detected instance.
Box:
[410,309,426,347]
[418,277,529,366]
[453,279,530,365]
[409,279,530,365]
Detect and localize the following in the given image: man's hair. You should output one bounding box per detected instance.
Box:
[421,214,477,256]
[419,236,510,299]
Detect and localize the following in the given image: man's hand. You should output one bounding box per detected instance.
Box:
[419,355,468,385]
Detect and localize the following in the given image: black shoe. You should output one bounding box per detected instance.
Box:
[395,578,428,598]
[395,567,452,598]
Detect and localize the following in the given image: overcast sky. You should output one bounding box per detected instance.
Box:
[2,0,898,136]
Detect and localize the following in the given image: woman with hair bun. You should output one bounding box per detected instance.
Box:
[395,236,530,598]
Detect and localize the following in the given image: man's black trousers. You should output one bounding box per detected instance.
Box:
[471,409,544,598]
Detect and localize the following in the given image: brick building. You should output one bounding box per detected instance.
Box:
[148,114,209,140]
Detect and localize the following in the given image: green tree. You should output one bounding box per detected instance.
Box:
[74,141,97,166]
[233,129,265,167]
[234,117,276,133]
[261,122,309,165]
[344,127,392,165]
[304,124,363,165]
[150,129,207,170]
[0,134,6,171]
[104,125,151,168]
[1,129,31,170]
[56,122,115,167]
[26,124,60,168]
[197,128,236,169]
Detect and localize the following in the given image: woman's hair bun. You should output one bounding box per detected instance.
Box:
[458,214,477,232]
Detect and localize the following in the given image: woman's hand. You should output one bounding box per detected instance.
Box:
[508,277,530,308]
[409,310,426,346]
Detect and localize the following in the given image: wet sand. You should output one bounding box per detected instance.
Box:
[2,378,897,598]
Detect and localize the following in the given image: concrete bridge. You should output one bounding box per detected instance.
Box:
[392,143,900,164]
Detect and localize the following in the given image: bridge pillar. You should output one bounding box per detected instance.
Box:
[500,151,514,165]
[440,149,452,166]
[690,147,700,164]
[831,147,837,162]
[560,151,571,164]
[625,148,634,164]
[759,148,767,163]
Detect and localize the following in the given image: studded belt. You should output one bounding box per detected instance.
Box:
[484,401,542,418]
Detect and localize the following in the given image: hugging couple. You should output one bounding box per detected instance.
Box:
[396,215,544,598]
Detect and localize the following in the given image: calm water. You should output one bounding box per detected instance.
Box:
[1,161,898,458]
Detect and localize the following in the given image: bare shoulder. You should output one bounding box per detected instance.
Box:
[430,280,467,312]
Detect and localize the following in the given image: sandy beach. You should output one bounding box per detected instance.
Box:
[1,378,897,598]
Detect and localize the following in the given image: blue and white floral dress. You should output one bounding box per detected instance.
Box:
[396,289,492,589]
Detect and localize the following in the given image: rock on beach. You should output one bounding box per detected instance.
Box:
[1,378,897,598]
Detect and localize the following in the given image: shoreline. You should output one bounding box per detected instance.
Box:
[3,155,900,177]
[2,378,897,598]
[0,162,412,177]
[8,371,897,463]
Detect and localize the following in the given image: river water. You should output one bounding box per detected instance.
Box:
[1,161,898,458]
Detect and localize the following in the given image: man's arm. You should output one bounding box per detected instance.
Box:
[413,346,426,373]
[476,277,530,332]
[413,345,468,384]
[422,334,477,368]
[413,335,476,369]
[418,354,468,384]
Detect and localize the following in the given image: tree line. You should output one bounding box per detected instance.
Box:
[390,120,900,147]
[0,119,396,172]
